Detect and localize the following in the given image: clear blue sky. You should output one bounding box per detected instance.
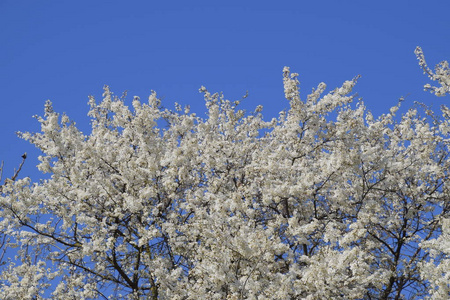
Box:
[1,0,449,181]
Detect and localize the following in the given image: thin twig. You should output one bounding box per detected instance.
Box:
[11,153,27,182]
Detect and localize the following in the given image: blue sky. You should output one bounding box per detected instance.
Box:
[1,0,449,181]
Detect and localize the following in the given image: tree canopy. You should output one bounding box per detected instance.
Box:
[0,47,449,299]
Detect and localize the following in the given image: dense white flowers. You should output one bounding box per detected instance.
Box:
[0,48,449,299]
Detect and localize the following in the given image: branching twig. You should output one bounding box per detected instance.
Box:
[11,153,27,181]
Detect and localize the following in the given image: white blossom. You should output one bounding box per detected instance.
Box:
[0,48,449,298]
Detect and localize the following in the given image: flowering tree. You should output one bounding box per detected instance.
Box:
[0,48,449,299]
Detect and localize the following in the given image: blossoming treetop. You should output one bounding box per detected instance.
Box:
[0,47,449,299]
